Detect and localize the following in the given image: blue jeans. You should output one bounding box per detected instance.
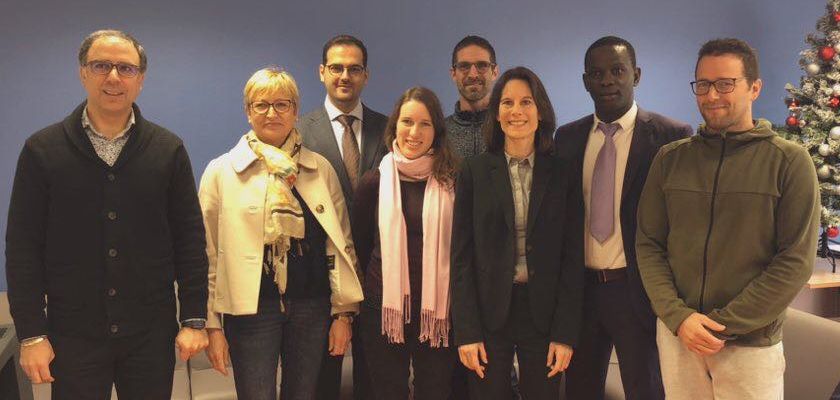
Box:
[224,295,331,400]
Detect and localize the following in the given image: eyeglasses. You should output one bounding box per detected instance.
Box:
[453,61,496,74]
[250,100,295,114]
[85,60,142,78]
[690,78,743,95]
[326,64,366,77]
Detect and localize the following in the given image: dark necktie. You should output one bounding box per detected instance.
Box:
[337,114,360,191]
[590,122,620,243]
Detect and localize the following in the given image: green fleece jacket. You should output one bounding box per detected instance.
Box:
[636,119,819,346]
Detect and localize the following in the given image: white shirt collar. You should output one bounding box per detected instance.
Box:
[324,96,364,122]
[593,101,638,134]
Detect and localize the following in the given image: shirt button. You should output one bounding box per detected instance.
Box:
[107,211,117,220]
[316,204,325,213]
[107,173,116,182]
[108,248,118,257]
[110,324,119,334]
[107,288,116,296]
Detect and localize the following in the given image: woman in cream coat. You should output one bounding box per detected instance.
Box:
[199,67,362,400]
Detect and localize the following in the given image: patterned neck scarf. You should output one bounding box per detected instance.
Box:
[246,129,305,296]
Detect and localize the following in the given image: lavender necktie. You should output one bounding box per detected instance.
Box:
[590,122,620,243]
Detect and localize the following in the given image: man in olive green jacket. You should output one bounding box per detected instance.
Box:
[636,38,819,400]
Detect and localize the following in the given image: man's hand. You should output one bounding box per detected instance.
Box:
[175,327,209,361]
[546,342,573,378]
[677,313,726,356]
[458,342,488,379]
[328,318,352,356]
[205,328,230,376]
[20,339,55,384]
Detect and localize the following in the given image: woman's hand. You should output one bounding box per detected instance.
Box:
[458,342,488,378]
[205,328,230,376]
[328,318,352,356]
[546,341,573,378]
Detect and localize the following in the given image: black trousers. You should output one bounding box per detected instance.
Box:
[468,285,560,400]
[360,305,456,400]
[50,325,177,400]
[315,320,371,400]
[564,278,664,400]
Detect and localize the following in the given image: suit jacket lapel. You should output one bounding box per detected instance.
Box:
[309,107,353,195]
[489,153,515,231]
[360,105,381,172]
[570,116,594,166]
[527,153,552,238]
[621,109,654,201]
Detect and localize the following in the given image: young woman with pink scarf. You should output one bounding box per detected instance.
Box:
[351,86,460,400]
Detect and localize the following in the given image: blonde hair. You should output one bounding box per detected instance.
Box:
[243,67,300,111]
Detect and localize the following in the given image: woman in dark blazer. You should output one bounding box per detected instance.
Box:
[450,66,584,400]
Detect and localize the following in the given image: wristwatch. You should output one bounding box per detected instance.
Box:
[181,319,207,330]
[333,312,354,324]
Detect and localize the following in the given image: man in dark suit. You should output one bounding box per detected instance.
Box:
[554,36,692,400]
[297,34,387,400]
[6,29,208,399]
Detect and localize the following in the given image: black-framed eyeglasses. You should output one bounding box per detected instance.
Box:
[85,60,142,78]
[326,64,366,77]
[250,100,295,115]
[690,78,743,95]
[453,61,496,74]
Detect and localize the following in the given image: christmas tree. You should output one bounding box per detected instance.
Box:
[782,0,840,242]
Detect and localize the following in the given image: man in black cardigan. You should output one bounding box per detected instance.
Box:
[5,30,209,399]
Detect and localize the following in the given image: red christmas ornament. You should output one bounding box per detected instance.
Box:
[828,226,839,238]
[830,97,840,108]
[789,100,799,109]
[833,11,840,23]
[821,46,836,61]
[786,115,799,127]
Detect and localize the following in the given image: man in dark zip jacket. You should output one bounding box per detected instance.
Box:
[636,38,819,400]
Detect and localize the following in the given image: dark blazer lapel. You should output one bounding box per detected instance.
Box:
[571,116,594,164]
[621,109,654,201]
[489,153,515,231]
[527,153,552,238]
[309,107,353,189]
[360,105,381,171]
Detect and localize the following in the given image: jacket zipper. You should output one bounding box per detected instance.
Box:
[699,136,727,313]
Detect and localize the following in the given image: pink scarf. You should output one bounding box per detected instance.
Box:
[378,142,454,348]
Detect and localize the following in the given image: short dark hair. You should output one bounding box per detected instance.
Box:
[78,29,147,72]
[322,34,368,67]
[584,36,636,70]
[483,67,556,155]
[383,86,460,186]
[451,35,496,67]
[696,38,760,84]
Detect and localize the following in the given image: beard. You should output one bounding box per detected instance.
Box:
[458,78,488,102]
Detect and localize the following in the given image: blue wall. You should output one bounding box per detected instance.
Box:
[0,0,826,290]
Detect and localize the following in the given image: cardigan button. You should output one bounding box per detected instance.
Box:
[316,204,325,213]
[107,211,117,220]
[107,288,117,297]
[107,173,116,182]
[108,248,118,257]
[110,324,119,334]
